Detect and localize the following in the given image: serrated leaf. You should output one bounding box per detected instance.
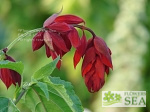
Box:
[48,77,83,112]
[0,60,24,75]
[37,82,49,100]
[32,56,60,80]
[24,77,83,112]
[0,97,20,112]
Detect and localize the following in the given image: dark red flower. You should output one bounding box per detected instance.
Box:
[32,12,113,92]
[32,13,84,69]
[0,53,21,89]
[74,36,113,92]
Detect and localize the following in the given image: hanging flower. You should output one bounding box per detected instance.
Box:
[0,50,21,89]
[82,37,113,92]
[32,11,113,92]
[74,35,113,92]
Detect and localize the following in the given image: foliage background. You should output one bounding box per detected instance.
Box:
[0,0,149,112]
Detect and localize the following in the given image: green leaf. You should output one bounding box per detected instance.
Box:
[8,100,20,112]
[37,82,49,100]
[0,60,24,74]
[0,97,20,112]
[48,77,83,112]
[32,56,60,80]
[24,77,83,112]
[0,97,9,112]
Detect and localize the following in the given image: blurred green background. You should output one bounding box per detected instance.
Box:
[0,0,150,112]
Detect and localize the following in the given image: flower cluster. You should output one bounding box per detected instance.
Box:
[32,12,113,92]
[32,13,84,69]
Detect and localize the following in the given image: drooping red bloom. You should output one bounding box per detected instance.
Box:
[74,36,113,92]
[32,11,113,92]
[32,13,84,69]
[0,53,21,89]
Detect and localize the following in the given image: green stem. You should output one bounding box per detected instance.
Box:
[14,88,27,105]
[6,28,43,52]
[14,82,30,105]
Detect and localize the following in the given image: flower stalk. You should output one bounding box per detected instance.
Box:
[13,82,30,105]
[6,28,42,52]
[73,24,96,37]
[14,87,27,105]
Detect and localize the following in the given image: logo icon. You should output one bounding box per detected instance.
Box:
[102,91,146,107]
[103,91,122,106]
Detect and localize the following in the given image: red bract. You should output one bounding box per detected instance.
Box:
[73,32,87,68]
[32,13,84,68]
[68,26,80,48]
[54,14,85,24]
[81,37,113,92]
[0,55,21,89]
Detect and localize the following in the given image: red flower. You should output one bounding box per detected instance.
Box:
[74,36,113,92]
[32,13,84,68]
[0,54,21,89]
[32,12,113,92]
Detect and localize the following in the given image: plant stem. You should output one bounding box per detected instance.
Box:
[14,88,27,105]
[73,24,96,37]
[6,28,42,52]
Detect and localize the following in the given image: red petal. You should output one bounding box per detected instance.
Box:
[88,73,101,92]
[32,31,44,51]
[80,32,87,55]
[101,55,113,69]
[45,44,51,58]
[10,70,21,86]
[84,66,95,84]
[82,62,93,76]
[0,68,21,89]
[82,62,100,92]
[73,32,87,68]
[47,22,71,32]
[43,14,59,27]
[43,9,63,27]
[105,66,110,74]
[73,50,81,69]
[0,69,13,89]
[54,15,85,24]
[95,57,105,86]
[50,51,61,69]
[68,27,80,48]
[56,60,61,69]
[44,31,54,51]
[94,37,113,68]
[82,47,96,73]
[108,47,112,55]
[50,32,69,52]
[52,44,64,57]
[85,71,101,92]
[87,38,94,49]
[61,34,72,50]
[84,67,95,92]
